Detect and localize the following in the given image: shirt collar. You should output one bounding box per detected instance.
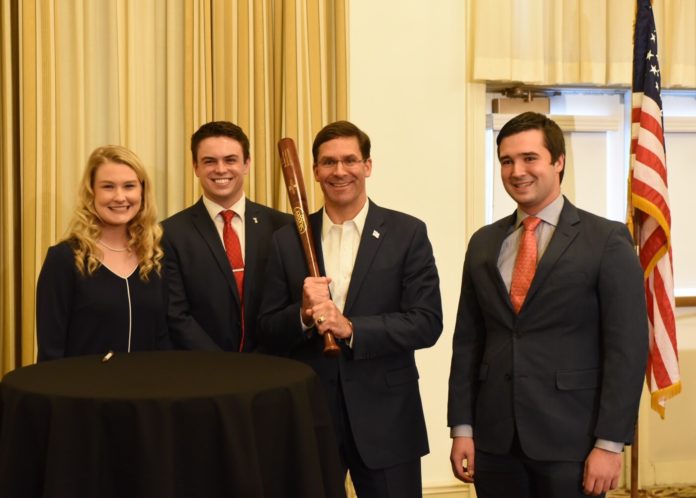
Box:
[515,194,564,229]
[322,199,370,239]
[202,194,246,221]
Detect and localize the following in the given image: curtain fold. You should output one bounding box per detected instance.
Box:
[1,0,21,373]
[0,0,347,375]
[471,0,696,88]
[209,0,348,211]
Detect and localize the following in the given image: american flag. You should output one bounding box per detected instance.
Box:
[629,0,681,418]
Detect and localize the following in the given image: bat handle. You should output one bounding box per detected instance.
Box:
[322,332,340,357]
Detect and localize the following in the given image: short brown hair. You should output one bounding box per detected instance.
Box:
[497,112,566,182]
[191,121,251,162]
[312,120,371,163]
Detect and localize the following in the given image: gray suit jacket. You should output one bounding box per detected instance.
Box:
[447,198,649,461]
[259,201,443,469]
[161,198,292,351]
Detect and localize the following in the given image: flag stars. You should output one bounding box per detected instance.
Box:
[650,65,660,76]
[655,81,660,91]
[650,32,656,43]
[646,49,654,60]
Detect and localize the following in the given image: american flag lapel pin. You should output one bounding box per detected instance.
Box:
[253,217,258,224]
[372,230,380,239]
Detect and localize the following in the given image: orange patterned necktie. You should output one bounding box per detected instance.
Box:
[221,210,245,349]
[510,216,542,313]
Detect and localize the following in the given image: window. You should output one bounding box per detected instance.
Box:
[486,89,696,298]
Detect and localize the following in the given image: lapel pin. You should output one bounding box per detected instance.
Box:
[253,217,258,224]
[372,230,380,239]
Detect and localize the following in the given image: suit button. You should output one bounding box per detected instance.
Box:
[504,373,512,381]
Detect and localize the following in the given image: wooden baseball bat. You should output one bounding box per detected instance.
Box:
[277,138,340,357]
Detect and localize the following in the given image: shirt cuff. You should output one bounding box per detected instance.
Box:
[347,319,354,348]
[300,310,314,337]
[595,439,624,453]
[450,424,473,438]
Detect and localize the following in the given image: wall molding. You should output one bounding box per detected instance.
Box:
[488,113,696,134]
[664,116,696,133]
[653,459,696,484]
[488,113,621,132]
[347,481,473,497]
[424,483,473,497]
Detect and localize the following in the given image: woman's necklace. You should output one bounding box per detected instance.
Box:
[98,239,130,253]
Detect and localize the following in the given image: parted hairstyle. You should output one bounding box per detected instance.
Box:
[496,111,566,183]
[190,121,251,162]
[312,120,371,163]
[66,145,163,280]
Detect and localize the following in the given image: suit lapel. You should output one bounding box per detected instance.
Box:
[523,198,580,308]
[487,213,517,311]
[190,198,240,306]
[343,202,385,314]
[309,210,327,276]
[244,200,260,296]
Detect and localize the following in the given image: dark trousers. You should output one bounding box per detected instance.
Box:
[336,383,422,498]
[474,433,602,498]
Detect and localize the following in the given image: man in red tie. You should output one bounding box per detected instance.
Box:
[447,112,649,498]
[161,122,292,351]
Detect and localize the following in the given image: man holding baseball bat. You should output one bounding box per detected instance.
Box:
[259,121,442,497]
[162,121,292,352]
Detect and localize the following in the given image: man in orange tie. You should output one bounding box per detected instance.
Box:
[161,121,292,351]
[447,112,649,498]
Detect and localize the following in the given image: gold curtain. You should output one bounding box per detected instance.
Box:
[471,0,696,87]
[207,0,348,211]
[0,0,187,375]
[1,1,20,374]
[0,0,347,375]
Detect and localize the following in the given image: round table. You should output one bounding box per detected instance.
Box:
[0,351,345,498]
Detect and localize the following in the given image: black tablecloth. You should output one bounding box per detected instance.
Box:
[0,351,345,498]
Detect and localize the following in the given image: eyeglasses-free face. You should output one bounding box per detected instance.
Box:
[93,162,143,228]
[194,136,250,209]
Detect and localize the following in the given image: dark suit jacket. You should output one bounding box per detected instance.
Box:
[258,201,443,470]
[447,198,649,462]
[161,198,292,351]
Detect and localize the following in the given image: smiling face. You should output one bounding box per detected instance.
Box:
[498,129,564,214]
[313,136,372,223]
[92,161,143,227]
[194,136,250,208]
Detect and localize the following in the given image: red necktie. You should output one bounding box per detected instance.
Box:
[221,210,245,349]
[510,216,542,314]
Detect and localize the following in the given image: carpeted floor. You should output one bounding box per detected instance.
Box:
[608,485,696,497]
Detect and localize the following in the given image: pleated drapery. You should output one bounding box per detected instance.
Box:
[0,0,347,375]
[470,0,696,87]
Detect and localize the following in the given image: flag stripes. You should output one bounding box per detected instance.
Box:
[629,0,680,418]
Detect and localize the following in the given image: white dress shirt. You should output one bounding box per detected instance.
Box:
[321,200,369,313]
[300,200,370,345]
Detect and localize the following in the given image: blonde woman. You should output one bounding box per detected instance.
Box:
[36,145,170,361]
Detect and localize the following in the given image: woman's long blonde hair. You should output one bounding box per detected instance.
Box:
[66,145,163,280]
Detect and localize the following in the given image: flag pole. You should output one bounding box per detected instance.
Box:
[630,421,640,498]
[628,0,681,494]
[627,2,642,496]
